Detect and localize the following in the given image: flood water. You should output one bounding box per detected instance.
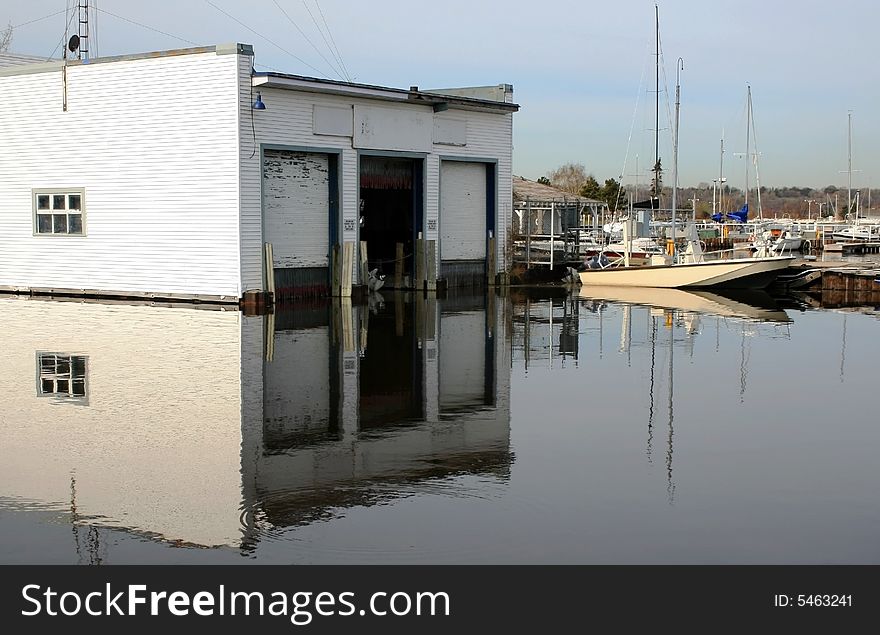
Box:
[1,287,879,564]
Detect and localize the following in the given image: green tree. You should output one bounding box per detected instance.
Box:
[601,178,626,210]
[650,159,663,198]
[578,175,601,200]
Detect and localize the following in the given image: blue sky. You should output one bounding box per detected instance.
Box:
[5,0,879,189]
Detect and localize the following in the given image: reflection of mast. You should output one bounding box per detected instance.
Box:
[647,314,656,463]
[739,323,751,403]
[840,313,847,383]
[620,304,632,366]
[666,311,675,504]
[70,473,103,565]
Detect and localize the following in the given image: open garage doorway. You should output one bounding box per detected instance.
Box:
[359,156,424,288]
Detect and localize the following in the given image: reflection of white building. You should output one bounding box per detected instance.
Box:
[0,293,510,552]
[0,298,244,547]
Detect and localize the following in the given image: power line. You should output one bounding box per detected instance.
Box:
[300,0,348,81]
[314,0,350,81]
[46,4,78,60]
[205,0,329,77]
[93,6,199,46]
[271,0,345,80]
[13,8,67,29]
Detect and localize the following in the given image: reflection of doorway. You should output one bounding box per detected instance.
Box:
[359,295,424,428]
[359,156,423,286]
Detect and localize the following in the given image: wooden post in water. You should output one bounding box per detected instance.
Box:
[487,232,496,287]
[341,241,354,297]
[526,198,531,268]
[359,240,369,290]
[426,240,437,292]
[415,233,425,292]
[331,243,342,296]
[394,242,404,289]
[264,242,276,297]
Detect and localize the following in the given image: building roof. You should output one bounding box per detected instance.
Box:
[0,52,47,68]
[0,43,519,114]
[512,176,605,205]
[253,72,519,114]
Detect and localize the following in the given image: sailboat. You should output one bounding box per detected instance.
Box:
[579,13,793,289]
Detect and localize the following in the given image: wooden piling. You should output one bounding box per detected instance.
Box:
[415,236,425,292]
[359,240,369,288]
[394,242,404,289]
[487,235,497,286]
[426,240,437,292]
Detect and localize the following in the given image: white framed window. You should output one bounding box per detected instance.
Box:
[33,188,85,235]
[36,352,89,403]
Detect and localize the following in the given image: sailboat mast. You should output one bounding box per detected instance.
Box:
[653,4,660,208]
[671,58,683,252]
[744,85,751,212]
[719,133,724,213]
[847,110,852,219]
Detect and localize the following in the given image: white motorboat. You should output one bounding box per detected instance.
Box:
[578,252,794,288]
[831,224,880,242]
[767,230,806,253]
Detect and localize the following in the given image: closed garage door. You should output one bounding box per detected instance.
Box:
[263,149,331,297]
[440,161,486,260]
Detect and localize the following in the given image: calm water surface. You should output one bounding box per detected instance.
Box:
[1,288,878,564]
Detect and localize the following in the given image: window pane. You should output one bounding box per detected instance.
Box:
[37,195,50,210]
[41,379,54,394]
[68,214,83,234]
[37,214,52,233]
[41,355,56,371]
[53,214,67,233]
[72,380,85,396]
[56,358,70,374]
[68,194,81,210]
[56,379,69,393]
[53,195,66,210]
[71,357,86,377]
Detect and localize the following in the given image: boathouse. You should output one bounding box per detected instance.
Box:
[0,44,518,304]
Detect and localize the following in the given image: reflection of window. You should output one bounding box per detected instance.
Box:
[34,189,85,235]
[37,353,88,401]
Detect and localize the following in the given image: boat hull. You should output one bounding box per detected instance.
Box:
[578,256,795,289]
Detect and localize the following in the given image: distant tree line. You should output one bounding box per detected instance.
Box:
[540,162,874,219]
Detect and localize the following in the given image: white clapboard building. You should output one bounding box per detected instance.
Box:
[0,44,517,303]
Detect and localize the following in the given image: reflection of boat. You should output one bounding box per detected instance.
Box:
[577,286,791,322]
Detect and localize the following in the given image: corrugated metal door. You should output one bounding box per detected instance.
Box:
[439,311,486,411]
[263,149,330,268]
[440,161,486,260]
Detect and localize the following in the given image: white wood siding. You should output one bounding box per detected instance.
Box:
[262,150,329,268]
[0,51,242,297]
[440,161,487,260]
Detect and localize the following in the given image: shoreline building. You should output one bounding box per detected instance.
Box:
[0,45,518,304]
